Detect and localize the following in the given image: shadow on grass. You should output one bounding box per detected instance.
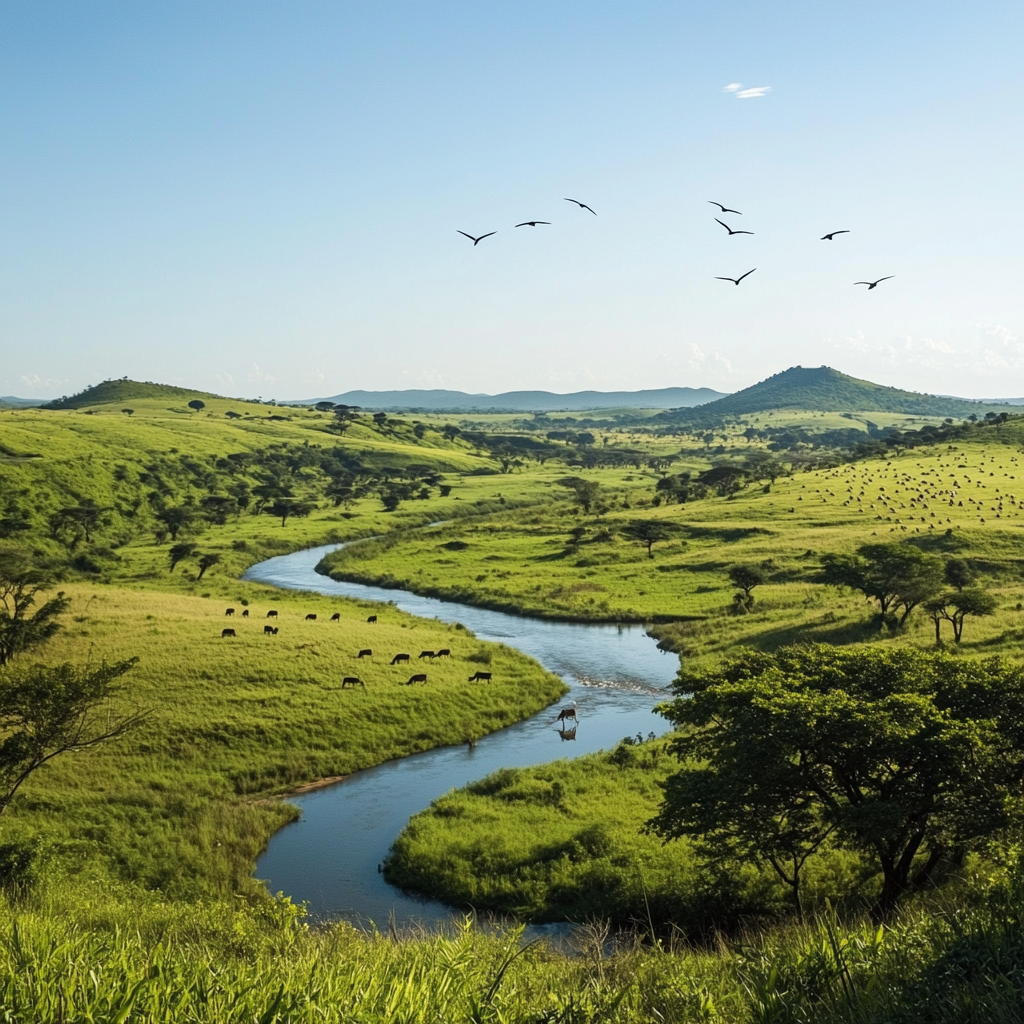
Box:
[738,614,882,652]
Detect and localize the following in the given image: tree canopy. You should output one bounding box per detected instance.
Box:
[649,644,1024,919]
[0,555,69,667]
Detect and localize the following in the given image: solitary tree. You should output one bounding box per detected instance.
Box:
[728,564,767,609]
[622,519,679,559]
[264,498,314,527]
[925,588,997,644]
[0,556,69,667]
[649,644,1024,920]
[0,658,144,815]
[195,553,221,580]
[187,399,206,413]
[121,408,134,417]
[167,542,196,572]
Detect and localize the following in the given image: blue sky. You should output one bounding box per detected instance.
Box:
[2,2,1022,400]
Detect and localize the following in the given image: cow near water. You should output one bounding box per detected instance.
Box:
[556,706,577,725]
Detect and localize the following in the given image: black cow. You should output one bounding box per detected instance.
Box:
[367,615,377,624]
[331,613,340,621]
[341,677,365,689]
[241,609,249,618]
[434,648,451,658]
[418,650,434,660]
[468,671,492,682]
[556,707,577,724]
[225,608,235,617]
[357,649,372,658]
[403,673,427,685]
[390,653,410,665]
[221,628,236,638]
[305,613,317,621]
[264,625,277,635]
[267,610,278,618]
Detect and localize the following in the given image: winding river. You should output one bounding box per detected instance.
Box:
[245,543,680,928]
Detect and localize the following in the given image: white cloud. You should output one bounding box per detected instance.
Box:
[214,373,235,388]
[248,363,276,383]
[723,83,743,93]
[736,86,771,99]
[18,373,68,393]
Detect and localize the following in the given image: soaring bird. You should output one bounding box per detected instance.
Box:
[821,230,850,240]
[563,198,597,215]
[854,276,894,289]
[715,268,757,285]
[457,231,496,246]
[515,221,551,227]
[715,218,754,236]
[709,201,742,215]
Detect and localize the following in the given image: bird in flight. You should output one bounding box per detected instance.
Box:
[458,231,496,246]
[854,276,894,289]
[515,221,551,228]
[715,268,756,285]
[563,198,596,215]
[709,201,742,215]
[715,218,754,236]
[821,230,850,240]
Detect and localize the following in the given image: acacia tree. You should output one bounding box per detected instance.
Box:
[622,519,679,558]
[555,477,601,514]
[264,498,314,527]
[925,588,997,644]
[728,564,767,610]
[187,399,205,413]
[167,542,196,572]
[648,644,1024,920]
[0,556,69,667]
[195,553,220,580]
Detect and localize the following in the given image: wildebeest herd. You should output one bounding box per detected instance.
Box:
[217,607,493,688]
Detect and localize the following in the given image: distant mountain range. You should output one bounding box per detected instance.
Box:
[287,387,727,411]
[0,396,46,408]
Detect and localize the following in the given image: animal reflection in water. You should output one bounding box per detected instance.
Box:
[555,703,578,741]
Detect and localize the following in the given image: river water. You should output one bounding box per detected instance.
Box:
[244,543,679,927]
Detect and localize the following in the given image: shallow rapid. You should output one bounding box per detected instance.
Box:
[245,543,679,927]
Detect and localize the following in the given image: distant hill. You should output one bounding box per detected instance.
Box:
[658,366,1019,421]
[289,386,727,412]
[0,396,46,409]
[42,379,220,410]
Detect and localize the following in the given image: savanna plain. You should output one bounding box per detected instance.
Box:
[1,376,1024,1021]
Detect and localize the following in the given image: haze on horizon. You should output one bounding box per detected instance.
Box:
[1,2,1022,402]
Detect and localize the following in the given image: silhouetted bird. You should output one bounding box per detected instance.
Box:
[854,276,894,289]
[715,268,757,285]
[514,221,551,227]
[715,218,754,236]
[709,201,742,215]
[563,198,596,214]
[458,231,496,246]
[821,230,850,240]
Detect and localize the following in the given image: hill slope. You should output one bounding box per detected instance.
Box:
[293,386,727,411]
[660,366,1017,420]
[42,379,223,409]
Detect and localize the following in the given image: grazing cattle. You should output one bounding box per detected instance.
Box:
[264,625,277,635]
[556,707,577,724]
[225,608,235,617]
[434,648,451,658]
[221,628,236,638]
[418,650,434,660]
[267,610,278,618]
[341,676,365,689]
[272,627,279,634]
[241,609,249,618]
[331,613,340,621]
[390,653,410,665]
[305,613,317,621]
[367,615,377,624]
[468,671,492,682]
[357,649,372,658]
[403,673,427,685]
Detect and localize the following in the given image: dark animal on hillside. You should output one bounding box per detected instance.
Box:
[241,609,249,617]
[264,625,277,635]
[341,677,365,689]
[418,651,434,660]
[391,653,410,665]
[331,613,340,621]
[434,648,451,658]
[558,726,577,741]
[267,610,278,618]
[272,627,279,634]
[225,608,235,616]
[305,613,317,621]
[556,707,577,724]
[468,671,492,682]
[367,615,377,624]
[404,673,427,685]
[221,628,236,638]
[357,649,372,658]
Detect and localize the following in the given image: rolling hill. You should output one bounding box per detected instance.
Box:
[657,366,1018,421]
[41,379,228,410]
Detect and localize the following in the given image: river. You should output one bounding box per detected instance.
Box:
[244,543,679,928]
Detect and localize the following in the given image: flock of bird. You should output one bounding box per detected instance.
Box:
[459,197,894,291]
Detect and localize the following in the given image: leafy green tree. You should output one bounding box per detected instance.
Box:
[0,658,143,815]
[0,555,69,667]
[167,542,195,573]
[566,525,588,553]
[187,399,205,413]
[199,495,238,525]
[121,408,134,417]
[49,505,111,547]
[649,644,1024,920]
[155,504,196,542]
[555,477,601,514]
[372,411,389,429]
[728,564,767,606]
[195,553,220,580]
[621,519,679,558]
[264,498,314,527]
[925,588,997,644]
[441,424,461,441]
[819,543,943,627]
[944,557,975,591]
[331,404,360,434]
[314,401,335,412]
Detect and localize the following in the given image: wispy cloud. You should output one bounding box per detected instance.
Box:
[723,82,772,99]
[18,373,68,393]
[248,363,276,384]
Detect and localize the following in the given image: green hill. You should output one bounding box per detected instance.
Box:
[659,366,1013,421]
[42,378,223,409]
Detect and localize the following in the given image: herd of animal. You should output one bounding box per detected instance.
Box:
[217,606,493,687]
